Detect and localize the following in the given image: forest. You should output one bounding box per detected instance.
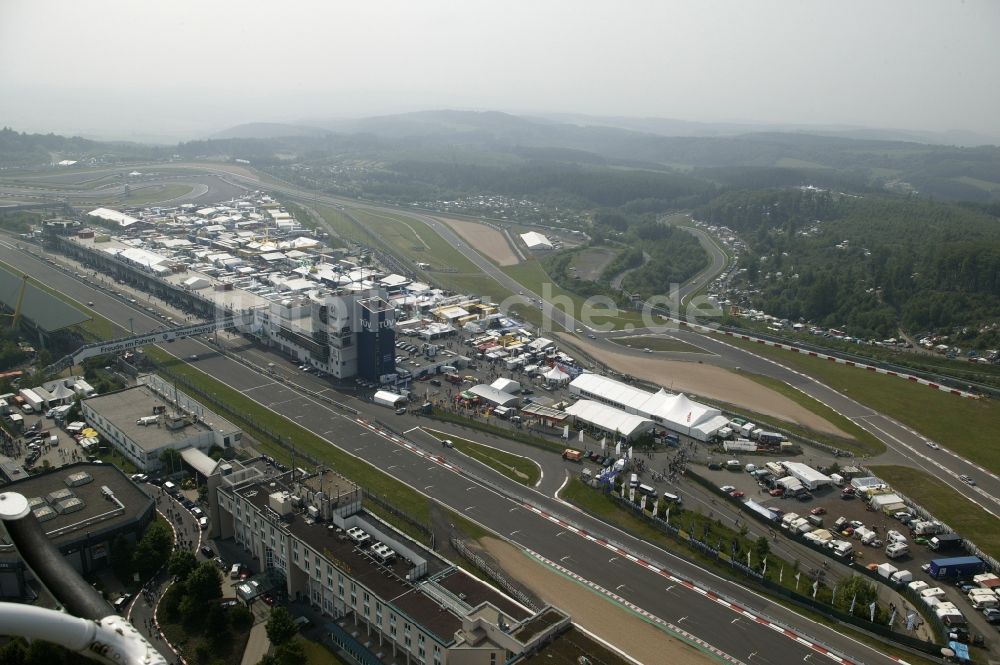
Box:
[696,189,1000,345]
[544,215,709,302]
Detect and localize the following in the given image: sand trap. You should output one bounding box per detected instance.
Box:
[560,333,848,437]
[480,537,716,665]
[436,216,520,266]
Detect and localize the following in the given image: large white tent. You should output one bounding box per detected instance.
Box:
[568,373,727,441]
[542,366,570,385]
[564,400,654,440]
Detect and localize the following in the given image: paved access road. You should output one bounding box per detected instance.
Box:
[3,245,914,665]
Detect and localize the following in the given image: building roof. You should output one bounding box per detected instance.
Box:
[569,374,727,437]
[83,385,213,453]
[467,385,520,407]
[181,447,219,477]
[781,462,832,485]
[0,264,90,333]
[490,378,520,394]
[88,207,140,227]
[520,402,568,421]
[564,400,654,438]
[569,373,652,410]
[519,231,553,250]
[0,462,153,559]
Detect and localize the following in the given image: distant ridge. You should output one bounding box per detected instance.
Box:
[209,122,330,140]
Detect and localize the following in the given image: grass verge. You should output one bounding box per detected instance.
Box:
[868,465,1000,562]
[300,635,349,665]
[422,427,541,486]
[734,369,885,456]
[720,335,1000,473]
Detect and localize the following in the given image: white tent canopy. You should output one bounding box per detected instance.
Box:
[568,374,727,440]
[542,366,570,384]
[564,400,654,440]
[48,382,75,403]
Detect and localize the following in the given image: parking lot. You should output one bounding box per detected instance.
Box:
[699,455,1000,644]
[2,409,83,474]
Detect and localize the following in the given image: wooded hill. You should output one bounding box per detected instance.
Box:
[697,189,1000,345]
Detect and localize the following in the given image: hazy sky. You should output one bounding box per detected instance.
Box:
[2,0,999,142]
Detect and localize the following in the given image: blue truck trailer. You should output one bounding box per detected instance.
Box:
[928,556,986,579]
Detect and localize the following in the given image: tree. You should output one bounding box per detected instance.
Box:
[160,447,182,475]
[159,583,184,623]
[230,605,254,631]
[168,550,198,581]
[186,561,223,604]
[133,520,173,578]
[205,603,230,635]
[274,640,305,665]
[265,607,298,646]
[753,536,771,564]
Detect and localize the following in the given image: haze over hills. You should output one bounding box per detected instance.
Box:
[219,110,1000,147]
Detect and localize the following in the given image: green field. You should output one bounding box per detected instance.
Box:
[720,335,1000,472]
[569,246,617,281]
[869,465,1000,562]
[502,260,644,330]
[422,428,541,486]
[312,204,370,244]
[351,208,481,273]
[955,175,1000,194]
[609,334,709,354]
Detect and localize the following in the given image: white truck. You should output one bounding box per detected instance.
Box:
[890,569,913,584]
[912,520,943,536]
[853,526,877,544]
[968,589,998,610]
[877,563,898,581]
[828,540,853,558]
[19,388,44,413]
[373,390,406,409]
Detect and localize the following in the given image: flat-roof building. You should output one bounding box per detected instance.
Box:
[80,375,241,472]
[216,470,569,665]
[0,462,155,598]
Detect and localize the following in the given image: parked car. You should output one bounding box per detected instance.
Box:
[200,545,214,558]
